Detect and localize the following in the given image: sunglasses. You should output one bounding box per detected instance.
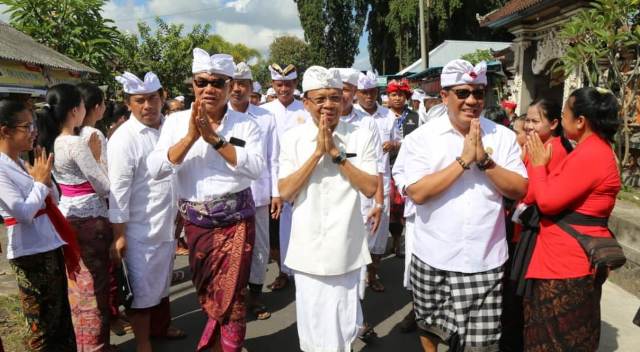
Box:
[449,88,485,100]
[193,78,230,89]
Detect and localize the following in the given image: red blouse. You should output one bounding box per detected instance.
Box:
[526,134,621,279]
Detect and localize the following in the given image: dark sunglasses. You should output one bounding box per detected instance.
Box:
[449,88,485,100]
[193,78,229,89]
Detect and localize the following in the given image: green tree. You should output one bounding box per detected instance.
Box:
[295,0,368,67]
[1,0,121,86]
[556,0,640,166]
[267,35,313,76]
[202,34,261,63]
[115,18,210,97]
[365,0,399,74]
[461,49,494,65]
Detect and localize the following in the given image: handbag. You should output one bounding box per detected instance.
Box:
[115,260,134,309]
[552,212,626,271]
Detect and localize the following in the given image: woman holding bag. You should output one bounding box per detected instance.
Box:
[523,87,621,351]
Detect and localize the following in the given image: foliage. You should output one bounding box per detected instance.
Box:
[1,0,121,87]
[0,294,27,351]
[556,0,640,165]
[295,0,368,67]
[114,18,210,97]
[267,35,313,77]
[461,49,495,65]
[201,34,261,64]
[367,0,510,73]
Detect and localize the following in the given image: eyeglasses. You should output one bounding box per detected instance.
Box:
[449,88,485,100]
[308,95,342,106]
[12,123,36,133]
[193,78,230,89]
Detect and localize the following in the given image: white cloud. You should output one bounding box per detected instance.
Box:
[0,4,12,23]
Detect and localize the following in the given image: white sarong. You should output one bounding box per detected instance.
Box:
[124,238,176,309]
[279,202,293,275]
[294,269,363,352]
[249,205,270,284]
[363,194,390,255]
[403,215,415,289]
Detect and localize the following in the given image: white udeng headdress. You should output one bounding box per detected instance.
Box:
[252,81,262,94]
[334,68,360,87]
[115,71,162,94]
[192,48,235,77]
[269,63,297,81]
[357,71,378,90]
[302,66,343,93]
[266,87,276,96]
[440,59,487,88]
[233,62,253,80]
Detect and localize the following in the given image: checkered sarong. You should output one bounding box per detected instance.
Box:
[410,255,503,352]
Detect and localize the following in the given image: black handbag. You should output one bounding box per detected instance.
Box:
[115,260,134,309]
[552,212,626,271]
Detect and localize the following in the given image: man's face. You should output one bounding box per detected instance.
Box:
[250,93,261,106]
[388,91,407,110]
[272,79,296,103]
[127,92,163,127]
[356,88,378,110]
[192,72,231,113]
[230,79,252,105]
[303,88,343,129]
[341,82,356,113]
[411,99,420,111]
[167,100,183,115]
[441,84,485,129]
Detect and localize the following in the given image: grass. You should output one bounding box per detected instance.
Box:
[0,294,27,351]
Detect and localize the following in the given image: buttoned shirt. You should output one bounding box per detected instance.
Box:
[147,108,264,201]
[261,98,310,141]
[355,103,399,194]
[0,153,65,259]
[279,120,378,276]
[405,116,527,273]
[107,116,176,244]
[229,103,280,207]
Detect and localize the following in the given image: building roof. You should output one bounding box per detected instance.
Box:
[479,0,589,29]
[480,0,544,27]
[0,20,97,73]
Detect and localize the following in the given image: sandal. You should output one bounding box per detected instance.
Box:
[163,326,187,340]
[175,247,189,256]
[358,323,377,343]
[171,270,185,284]
[250,303,272,320]
[368,278,385,293]
[267,273,289,291]
[110,316,132,336]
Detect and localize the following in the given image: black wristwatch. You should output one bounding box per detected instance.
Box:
[212,136,227,150]
[477,153,495,171]
[332,149,347,165]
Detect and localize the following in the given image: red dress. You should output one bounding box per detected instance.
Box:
[526,134,621,279]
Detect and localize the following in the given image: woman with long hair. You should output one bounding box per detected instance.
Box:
[35,84,114,351]
[0,99,77,351]
[522,87,621,351]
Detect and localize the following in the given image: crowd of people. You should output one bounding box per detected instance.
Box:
[0,47,625,352]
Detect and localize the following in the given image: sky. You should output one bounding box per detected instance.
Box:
[0,0,372,70]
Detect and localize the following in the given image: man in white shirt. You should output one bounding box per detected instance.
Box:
[147,48,264,352]
[279,66,378,352]
[109,71,184,352]
[229,62,280,320]
[404,59,528,352]
[261,63,310,290]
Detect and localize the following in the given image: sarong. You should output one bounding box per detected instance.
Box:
[66,216,114,351]
[179,188,255,352]
[9,249,76,352]
[411,255,503,352]
[249,205,270,285]
[523,276,602,352]
[294,269,363,352]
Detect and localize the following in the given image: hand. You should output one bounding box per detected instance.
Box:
[473,119,486,162]
[461,124,477,165]
[314,117,326,157]
[323,119,339,158]
[270,197,283,219]
[110,235,127,264]
[382,141,398,153]
[26,146,53,186]
[366,205,382,235]
[526,132,552,167]
[187,99,202,142]
[197,101,220,145]
[88,132,102,161]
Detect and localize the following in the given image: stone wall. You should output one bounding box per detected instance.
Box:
[609,199,640,297]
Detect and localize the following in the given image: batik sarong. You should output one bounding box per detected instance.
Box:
[9,249,76,352]
[66,216,114,351]
[179,188,255,352]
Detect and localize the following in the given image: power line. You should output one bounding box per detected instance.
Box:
[111,5,226,23]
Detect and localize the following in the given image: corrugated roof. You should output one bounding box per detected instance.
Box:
[480,0,545,27]
[0,20,97,74]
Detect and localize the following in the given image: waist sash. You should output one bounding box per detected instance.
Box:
[178,188,255,228]
[59,181,96,197]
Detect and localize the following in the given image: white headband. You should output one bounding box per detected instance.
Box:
[115,71,162,94]
[441,59,487,88]
[266,87,276,96]
[334,68,360,87]
[357,71,378,90]
[192,48,235,77]
[269,64,297,81]
[252,81,262,94]
[233,62,253,80]
[302,66,343,93]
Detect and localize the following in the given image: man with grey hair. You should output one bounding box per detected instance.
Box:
[279,66,379,352]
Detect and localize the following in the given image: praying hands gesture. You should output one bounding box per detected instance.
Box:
[526,132,552,167]
[26,146,53,187]
[195,100,221,145]
[314,117,340,159]
[187,98,202,142]
[460,119,482,165]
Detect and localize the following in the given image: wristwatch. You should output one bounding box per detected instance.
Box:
[332,148,347,165]
[477,153,495,171]
[212,135,227,150]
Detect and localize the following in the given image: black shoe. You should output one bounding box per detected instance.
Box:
[399,309,417,333]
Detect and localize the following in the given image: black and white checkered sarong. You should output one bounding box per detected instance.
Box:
[410,254,503,352]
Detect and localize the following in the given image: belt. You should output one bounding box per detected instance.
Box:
[4,208,47,227]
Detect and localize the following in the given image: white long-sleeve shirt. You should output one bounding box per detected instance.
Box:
[229,103,280,207]
[0,153,65,259]
[261,98,310,142]
[107,116,175,244]
[147,108,265,201]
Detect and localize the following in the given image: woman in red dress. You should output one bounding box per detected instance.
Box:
[523,87,621,351]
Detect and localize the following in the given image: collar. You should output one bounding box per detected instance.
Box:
[0,152,28,176]
[129,114,164,133]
